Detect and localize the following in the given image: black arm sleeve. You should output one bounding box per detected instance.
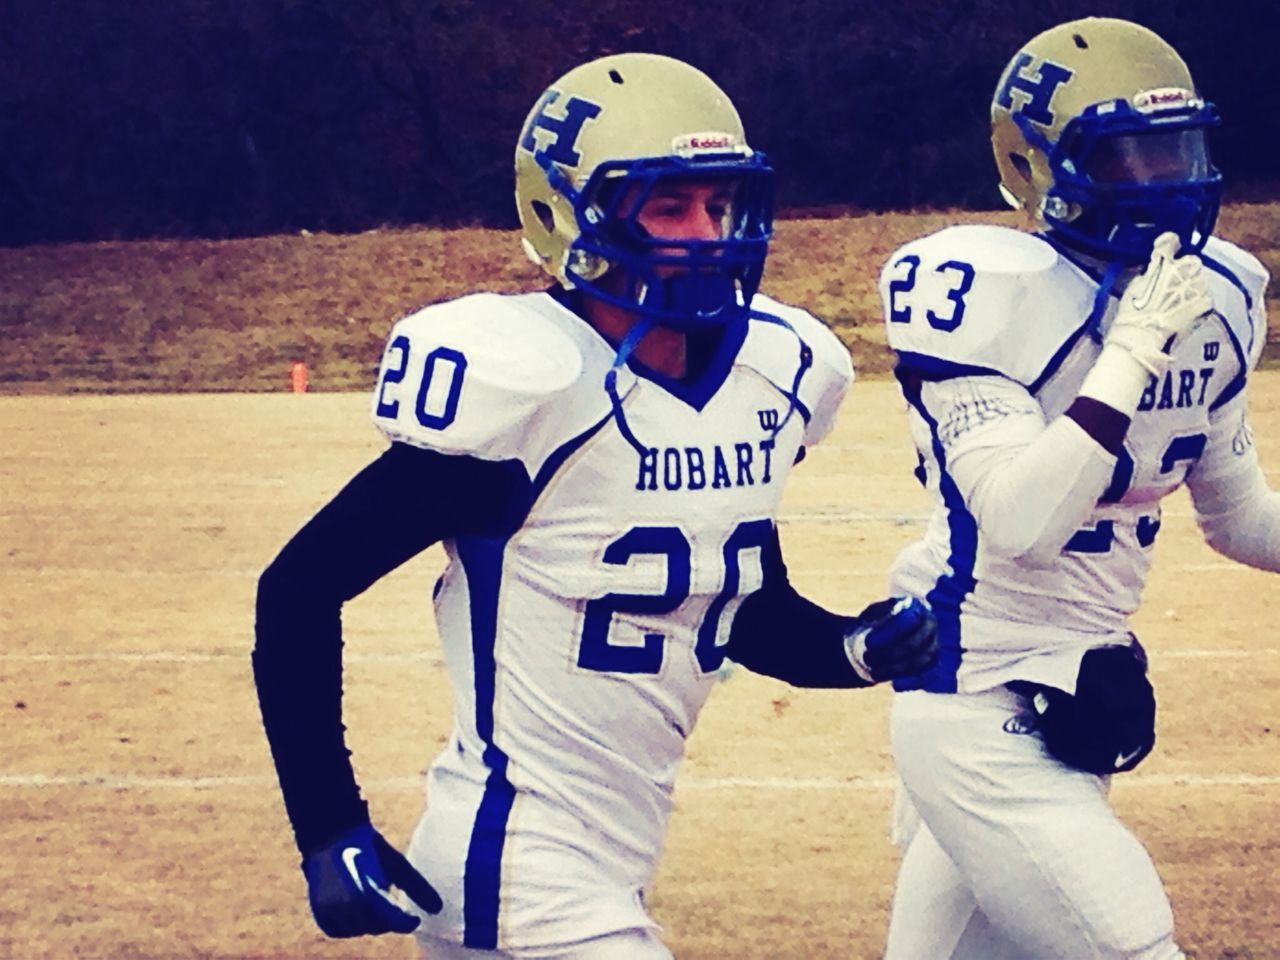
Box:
[252,442,531,854]
[723,529,871,689]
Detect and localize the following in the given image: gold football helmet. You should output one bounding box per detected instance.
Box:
[991,18,1221,263]
[514,53,773,331]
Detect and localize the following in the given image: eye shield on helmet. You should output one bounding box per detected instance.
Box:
[1082,128,1213,184]
[1037,95,1222,262]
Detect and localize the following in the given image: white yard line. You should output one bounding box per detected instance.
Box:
[777,509,1213,524]
[0,648,1275,665]
[0,651,438,663]
[0,771,1275,791]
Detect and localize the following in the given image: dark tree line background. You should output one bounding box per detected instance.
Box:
[2,0,1277,246]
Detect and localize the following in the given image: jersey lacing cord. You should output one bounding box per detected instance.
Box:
[1036,228,1127,345]
[604,316,658,456]
[1085,258,1126,344]
[604,310,814,455]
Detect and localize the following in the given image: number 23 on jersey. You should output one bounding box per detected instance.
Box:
[887,255,976,332]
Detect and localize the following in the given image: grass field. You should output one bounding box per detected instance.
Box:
[1,204,1277,394]
[1,211,1278,958]
[0,380,1277,959]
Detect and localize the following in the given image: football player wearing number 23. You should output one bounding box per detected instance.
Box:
[878,18,1279,960]
[252,53,938,960]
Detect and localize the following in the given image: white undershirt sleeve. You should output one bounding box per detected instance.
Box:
[920,376,1117,566]
[1186,391,1280,571]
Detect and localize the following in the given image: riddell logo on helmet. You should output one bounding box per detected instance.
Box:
[672,131,743,155]
[1133,87,1198,113]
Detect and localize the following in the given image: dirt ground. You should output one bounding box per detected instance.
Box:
[2,204,1277,395]
[1,376,1277,959]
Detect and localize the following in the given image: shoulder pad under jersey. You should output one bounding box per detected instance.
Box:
[744,293,854,446]
[1201,236,1270,373]
[879,225,1096,386]
[369,292,585,465]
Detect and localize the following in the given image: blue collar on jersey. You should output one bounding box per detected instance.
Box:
[602,309,814,457]
[552,288,812,456]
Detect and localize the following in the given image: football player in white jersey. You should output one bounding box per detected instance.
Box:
[875,18,1279,960]
[253,53,938,959]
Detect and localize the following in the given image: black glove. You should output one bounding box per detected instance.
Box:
[301,821,443,938]
[1012,642,1156,776]
[843,596,938,684]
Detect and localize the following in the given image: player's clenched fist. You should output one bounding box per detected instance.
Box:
[1107,231,1214,373]
[302,821,442,938]
[843,597,938,684]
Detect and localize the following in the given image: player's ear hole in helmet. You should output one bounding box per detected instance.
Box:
[990,17,1222,265]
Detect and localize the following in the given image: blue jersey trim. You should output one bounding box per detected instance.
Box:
[530,411,613,503]
[1037,231,1106,283]
[892,373,978,694]
[1201,252,1254,312]
[1026,233,1125,392]
[628,313,748,411]
[1200,253,1257,361]
[894,350,1004,383]
[1027,316,1094,394]
[748,308,815,426]
[456,534,516,949]
[1208,312,1249,412]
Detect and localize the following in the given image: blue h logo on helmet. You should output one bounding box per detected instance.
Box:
[520,91,602,167]
[996,53,1074,127]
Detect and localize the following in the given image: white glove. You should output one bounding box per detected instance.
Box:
[1078,232,1214,414]
[1106,231,1213,375]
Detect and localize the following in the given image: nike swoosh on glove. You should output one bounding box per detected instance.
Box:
[843,596,939,684]
[302,821,443,938]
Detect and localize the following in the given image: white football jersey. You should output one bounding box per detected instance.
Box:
[368,290,851,950]
[879,225,1268,694]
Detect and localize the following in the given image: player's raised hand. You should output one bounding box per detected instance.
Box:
[1108,231,1214,368]
[301,821,442,939]
[843,596,938,684]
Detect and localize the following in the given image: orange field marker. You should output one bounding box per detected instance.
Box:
[289,362,309,393]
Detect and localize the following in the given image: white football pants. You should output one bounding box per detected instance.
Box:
[884,688,1184,960]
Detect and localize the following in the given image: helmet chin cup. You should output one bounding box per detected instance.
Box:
[637,272,743,333]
